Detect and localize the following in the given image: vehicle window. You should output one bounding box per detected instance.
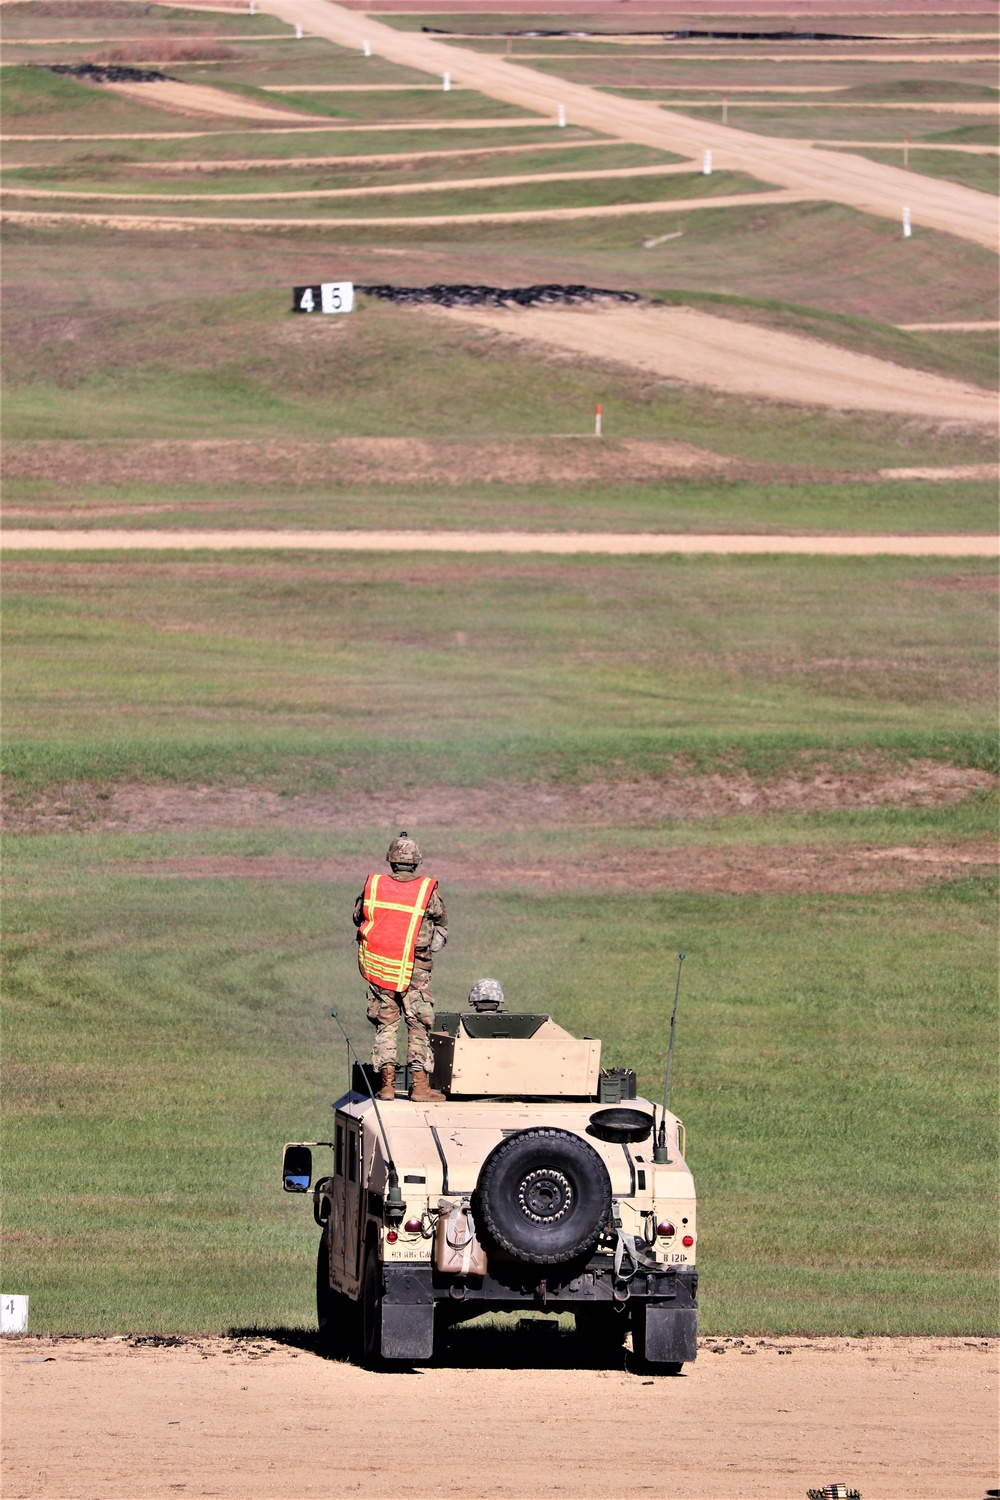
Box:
[347,1130,357,1183]
[335,1123,344,1178]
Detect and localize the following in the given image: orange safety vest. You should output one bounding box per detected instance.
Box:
[357,873,438,993]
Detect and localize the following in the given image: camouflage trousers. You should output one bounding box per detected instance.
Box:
[366,971,435,1073]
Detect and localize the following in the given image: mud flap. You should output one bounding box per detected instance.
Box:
[642,1305,697,1365]
[381,1301,434,1361]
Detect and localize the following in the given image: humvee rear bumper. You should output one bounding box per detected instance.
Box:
[380,1262,698,1363]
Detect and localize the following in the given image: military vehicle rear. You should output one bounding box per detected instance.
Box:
[282,1003,697,1370]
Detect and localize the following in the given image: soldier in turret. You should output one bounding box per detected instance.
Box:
[354,833,448,1103]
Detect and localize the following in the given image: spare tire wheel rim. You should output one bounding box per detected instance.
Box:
[518,1168,573,1224]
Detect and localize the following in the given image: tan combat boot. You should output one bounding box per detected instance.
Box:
[376,1064,396,1101]
[409,1069,445,1103]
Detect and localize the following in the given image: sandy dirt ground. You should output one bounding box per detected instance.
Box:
[257,0,999,249]
[509,52,999,63]
[104,79,317,120]
[6,760,994,836]
[5,442,996,495]
[881,462,995,474]
[878,462,999,477]
[899,321,1000,331]
[2,1334,997,1500]
[816,141,999,152]
[438,304,999,422]
[3,531,997,554]
[1,436,734,490]
[583,99,998,112]
[0,188,806,232]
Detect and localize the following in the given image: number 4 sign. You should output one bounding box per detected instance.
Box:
[293,282,355,314]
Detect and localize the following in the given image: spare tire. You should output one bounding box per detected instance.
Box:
[476,1128,612,1265]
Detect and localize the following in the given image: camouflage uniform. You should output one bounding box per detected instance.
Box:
[354,881,447,1071]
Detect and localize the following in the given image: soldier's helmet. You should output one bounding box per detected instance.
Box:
[386,831,422,869]
[468,977,505,1013]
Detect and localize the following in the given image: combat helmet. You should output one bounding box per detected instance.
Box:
[468,977,505,1013]
[386,831,422,869]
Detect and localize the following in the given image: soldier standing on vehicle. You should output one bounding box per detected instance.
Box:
[354,833,448,1103]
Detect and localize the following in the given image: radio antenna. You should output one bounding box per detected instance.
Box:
[653,954,685,1164]
[330,1009,405,1224]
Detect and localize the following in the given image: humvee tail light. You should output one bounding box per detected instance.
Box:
[386,1230,398,1243]
[682,1234,694,1247]
[656,1221,675,1239]
[403,1218,422,1234]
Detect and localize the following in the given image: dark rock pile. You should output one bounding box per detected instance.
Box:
[357,283,640,309]
[423,26,878,40]
[46,61,171,84]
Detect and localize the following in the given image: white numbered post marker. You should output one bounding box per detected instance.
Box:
[557,103,566,128]
[292,283,355,315]
[903,206,912,238]
[1,1296,28,1334]
[295,23,302,39]
[443,71,451,91]
[703,149,712,175]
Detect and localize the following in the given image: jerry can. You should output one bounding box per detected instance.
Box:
[434,1197,487,1276]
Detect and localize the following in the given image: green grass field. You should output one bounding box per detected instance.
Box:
[3,2,997,1343]
[3,280,997,463]
[0,4,298,40]
[4,839,996,1334]
[0,123,605,168]
[658,102,999,143]
[3,553,995,791]
[0,142,678,194]
[3,167,774,218]
[827,145,999,194]
[4,476,996,536]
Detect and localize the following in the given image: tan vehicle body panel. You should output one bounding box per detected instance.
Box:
[327,1093,696,1297]
[430,1016,602,1098]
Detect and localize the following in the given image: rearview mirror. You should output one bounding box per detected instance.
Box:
[282,1143,313,1192]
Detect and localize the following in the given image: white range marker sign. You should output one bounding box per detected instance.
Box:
[293,282,355,314]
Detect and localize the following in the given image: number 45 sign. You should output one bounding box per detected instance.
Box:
[293,282,354,315]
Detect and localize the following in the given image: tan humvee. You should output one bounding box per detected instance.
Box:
[282,1004,697,1370]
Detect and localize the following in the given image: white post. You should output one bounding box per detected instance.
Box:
[443,71,451,92]
[248,0,255,12]
[595,404,602,438]
[295,22,302,39]
[363,39,371,57]
[703,149,712,175]
[557,103,566,128]
[903,206,912,238]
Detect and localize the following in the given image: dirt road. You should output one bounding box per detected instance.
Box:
[257,0,998,249]
[437,303,999,422]
[2,1334,996,1499]
[0,189,804,232]
[2,532,997,555]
